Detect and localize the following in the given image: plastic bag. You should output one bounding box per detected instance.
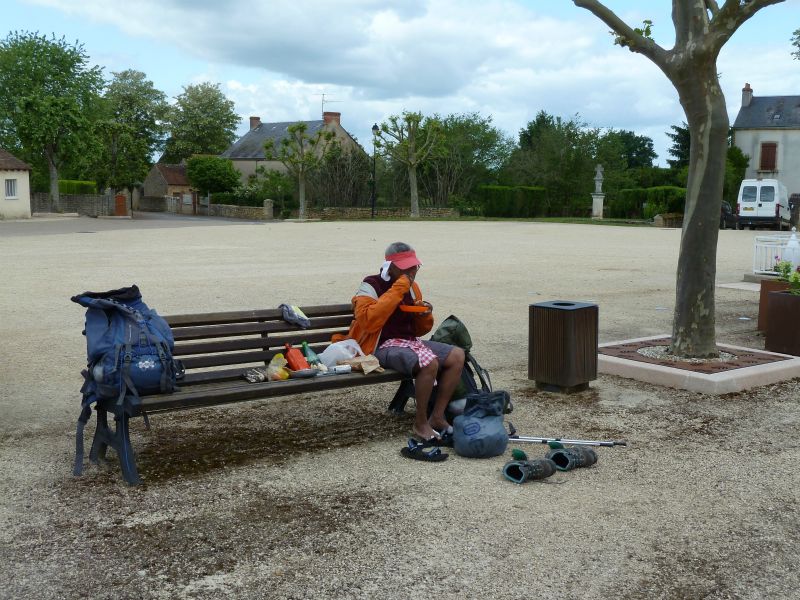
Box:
[266,353,290,381]
[319,339,364,368]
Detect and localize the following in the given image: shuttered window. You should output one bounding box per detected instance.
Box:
[759,142,777,171]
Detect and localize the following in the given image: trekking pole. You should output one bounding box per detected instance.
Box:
[509,435,626,447]
[506,422,627,447]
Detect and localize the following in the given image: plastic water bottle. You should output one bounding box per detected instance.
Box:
[301,341,321,366]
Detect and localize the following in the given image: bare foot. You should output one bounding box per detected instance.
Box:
[429,419,452,434]
[412,423,440,441]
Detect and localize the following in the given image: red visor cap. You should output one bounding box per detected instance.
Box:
[386,250,422,270]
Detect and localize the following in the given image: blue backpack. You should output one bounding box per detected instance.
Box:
[71,285,183,473]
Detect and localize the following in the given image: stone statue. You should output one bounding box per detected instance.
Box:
[594,164,604,194]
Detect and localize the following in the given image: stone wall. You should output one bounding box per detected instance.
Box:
[208,203,269,220]
[31,193,114,217]
[136,200,458,221]
[306,207,458,220]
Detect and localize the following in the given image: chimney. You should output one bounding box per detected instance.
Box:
[742,83,753,108]
[323,111,341,126]
[249,116,261,130]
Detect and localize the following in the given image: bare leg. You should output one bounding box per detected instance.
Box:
[428,347,465,432]
[412,358,439,440]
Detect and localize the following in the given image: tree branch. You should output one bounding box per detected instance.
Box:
[704,0,720,18]
[572,0,668,67]
[708,0,785,54]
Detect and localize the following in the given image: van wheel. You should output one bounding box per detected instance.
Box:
[736,223,744,230]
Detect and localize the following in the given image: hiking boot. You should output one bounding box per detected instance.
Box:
[502,458,557,484]
[545,446,598,471]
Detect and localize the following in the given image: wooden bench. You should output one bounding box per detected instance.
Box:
[83,303,414,485]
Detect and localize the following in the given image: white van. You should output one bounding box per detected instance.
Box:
[736,178,790,230]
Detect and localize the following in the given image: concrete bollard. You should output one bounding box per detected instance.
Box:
[263,198,273,220]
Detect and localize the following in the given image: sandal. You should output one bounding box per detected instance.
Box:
[429,429,454,447]
[400,438,448,462]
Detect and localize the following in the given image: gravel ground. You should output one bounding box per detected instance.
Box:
[1,215,798,600]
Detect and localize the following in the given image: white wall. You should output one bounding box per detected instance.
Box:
[0,170,31,219]
[734,129,800,196]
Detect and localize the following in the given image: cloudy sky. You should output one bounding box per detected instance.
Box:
[5,0,800,164]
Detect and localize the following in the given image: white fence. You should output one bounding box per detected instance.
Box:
[753,232,796,274]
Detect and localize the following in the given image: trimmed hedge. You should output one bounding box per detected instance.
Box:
[606,186,686,219]
[473,185,549,218]
[59,180,97,194]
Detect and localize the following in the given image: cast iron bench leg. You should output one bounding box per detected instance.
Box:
[88,406,141,485]
[388,379,415,415]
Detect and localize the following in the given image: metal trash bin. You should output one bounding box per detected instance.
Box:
[528,300,598,393]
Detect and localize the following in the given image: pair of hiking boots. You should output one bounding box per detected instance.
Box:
[502,445,598,484]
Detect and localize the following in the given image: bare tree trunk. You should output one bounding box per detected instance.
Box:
[46,149,60,213]
[668,69,729,358]
[408,165,420,218]
[298,173,306,220]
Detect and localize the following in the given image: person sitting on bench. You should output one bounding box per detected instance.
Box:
[335,241,465,442]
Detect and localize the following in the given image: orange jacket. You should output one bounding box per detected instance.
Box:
[333,276,434,354]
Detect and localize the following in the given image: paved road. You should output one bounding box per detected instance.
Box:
[0,211,266,237]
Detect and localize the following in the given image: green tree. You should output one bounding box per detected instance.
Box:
[162,82,240,163]
[792,28,799,59]
[375,111,440,218]
[419,112,512,207]
[502,111,597,211]
[310,142,370,207]
[0,32,103,210]
[263,122,335,220]
[574,0,786,357]
[665,123,690,169]
[607,129,656,168]
[93,69,168,191]
[186,155,240,195]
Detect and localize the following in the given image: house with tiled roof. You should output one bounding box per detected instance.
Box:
[0,149,32,219]
[732,83,800,196]
[142,163,198,212]
[221,112,361,184]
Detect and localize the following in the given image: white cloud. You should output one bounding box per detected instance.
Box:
[25,0,800,164]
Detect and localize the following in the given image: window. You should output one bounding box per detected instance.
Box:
[4,178,17,199]
[760,186,775,203]
[741,186,757,202]
[759,142,777,171]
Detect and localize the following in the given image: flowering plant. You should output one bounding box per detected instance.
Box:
[774,259,800,295]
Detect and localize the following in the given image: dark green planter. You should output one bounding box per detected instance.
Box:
[765,291,800,355]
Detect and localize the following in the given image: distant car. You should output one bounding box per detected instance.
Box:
[720,200,737,229]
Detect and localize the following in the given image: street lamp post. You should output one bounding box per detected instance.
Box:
[371,123,379,219]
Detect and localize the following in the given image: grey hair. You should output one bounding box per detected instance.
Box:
[385,241,414,257]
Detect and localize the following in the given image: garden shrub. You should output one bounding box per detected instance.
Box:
[474,185,548,217]
[59,180,97,194]
[644,186,686,219]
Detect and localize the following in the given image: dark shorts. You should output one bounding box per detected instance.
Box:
[374,340,454,376]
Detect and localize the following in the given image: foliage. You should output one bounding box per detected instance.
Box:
[309,142,370,207]
[161,82,240,163]
[59,180,97,194]
[473,185,549,217]
[605,188,647,219]
[92,70,168,191]
[0,31,104,208]
[665,122,690,169]
[642,186,687,219]
[601,129,657,169]
[774,260,800,294]
[375,111,441,217]
[418,112,512,207]
[501,111,597,208]
[264,122,335,219]
[792,28,799,59]
[724,145,749,204]
[186,155,240,194]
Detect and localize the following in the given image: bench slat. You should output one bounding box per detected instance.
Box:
[172,315,353,341]
[173,331,346,357]
[165,304,352,327]
[141,370,405,413]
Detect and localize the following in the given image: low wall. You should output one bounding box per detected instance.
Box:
[31,193,114,217]
[136,200,458,221]
[208,204,268,220]
[306,207,458,220]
